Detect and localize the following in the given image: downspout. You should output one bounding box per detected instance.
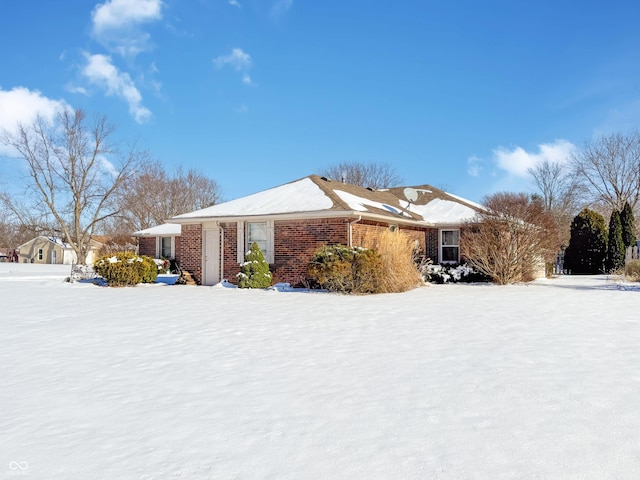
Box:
[348,215,362,247]
[216,221,224,282]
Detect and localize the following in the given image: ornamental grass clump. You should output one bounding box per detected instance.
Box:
[94,252,158,286]
[361,229,422,293]
[237,242,272,288]
[625,259,640,282]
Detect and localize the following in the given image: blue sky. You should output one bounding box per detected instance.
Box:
[2,0,640,204]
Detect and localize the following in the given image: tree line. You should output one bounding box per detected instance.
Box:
[0,108,221,263]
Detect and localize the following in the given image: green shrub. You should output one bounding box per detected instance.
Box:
[94,252,158,286]
[308,244,383,294]
[625,260,640,282]
[564,208,607,274]
[237,242,272,288]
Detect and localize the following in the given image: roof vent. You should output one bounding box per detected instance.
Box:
[320,176,330,182]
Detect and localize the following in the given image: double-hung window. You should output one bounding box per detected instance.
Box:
[237,220,274,264]
[38,248,43,261]
[247,222,268,254]
[440,229,460,263]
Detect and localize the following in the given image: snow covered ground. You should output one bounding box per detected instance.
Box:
[2,263,640,479]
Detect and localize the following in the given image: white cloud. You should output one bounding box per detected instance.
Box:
[493,139,576,177]
[467,156,483,177]
[0,87,69,156]
[81,53,151,123]
[229,0,241,7]
[214,48,252,71]
[91,0,163,57]
[214,48,255,85]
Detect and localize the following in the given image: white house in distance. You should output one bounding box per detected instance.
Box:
[17,236,103,265]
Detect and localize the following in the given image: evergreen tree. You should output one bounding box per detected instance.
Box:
[606,210,625,273]
[237,242,272,288]
[620,201,637,249]
[564,208,608,274]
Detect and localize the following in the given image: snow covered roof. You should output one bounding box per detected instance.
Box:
[133,223,182,237]
[171,175,483,226]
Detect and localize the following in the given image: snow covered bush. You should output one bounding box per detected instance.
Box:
[422,262,490,284]
[237,242,272,288]
[308,244,383,294]
[94,252,158,287]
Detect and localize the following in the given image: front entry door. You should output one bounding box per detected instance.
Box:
[204,227,221,285]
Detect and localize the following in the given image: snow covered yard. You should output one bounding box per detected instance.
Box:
[1,264,640,480]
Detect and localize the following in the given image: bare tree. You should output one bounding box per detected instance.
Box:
[0,108,142,264]
[528,159,584,245]
[116,161,222,232]
[461,192,560,285]
[319,161,403,188]
[572,131,640,211]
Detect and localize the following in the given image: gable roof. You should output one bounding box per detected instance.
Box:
[172,174,483,226]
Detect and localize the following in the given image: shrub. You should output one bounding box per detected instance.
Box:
[564,208,607,274]
[625,259,640,282]
[422,262,490,284]
[361,229,422,293]
[606,210,625,273]
[621,201,636,249]
[460,193,560,284]
[308,244,383,294]
[94,252,158,286]
[237,242,272,288]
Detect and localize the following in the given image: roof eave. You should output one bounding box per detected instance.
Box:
[172,209,435,227]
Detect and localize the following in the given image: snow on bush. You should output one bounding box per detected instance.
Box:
[237,242,272,288]
[94,252,158,286]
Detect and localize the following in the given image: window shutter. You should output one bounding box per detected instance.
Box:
[237,222,245,263]
[266,220,274,264]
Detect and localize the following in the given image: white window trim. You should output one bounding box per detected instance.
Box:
[156,236,175,258]
[38,248,43,261]
[439,228,460,264]
[237,220,274,264]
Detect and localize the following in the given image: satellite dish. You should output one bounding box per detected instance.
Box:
[403,187,419,203]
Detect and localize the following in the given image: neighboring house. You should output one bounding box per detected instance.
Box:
[133,223,182,259]
[17,236,103,265]
[157,174,484,285]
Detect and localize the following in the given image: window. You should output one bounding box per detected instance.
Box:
[238,220,274,264]
[247,222,268,254]
[440,229,459,263]
[160,236,173,258]
[38,248,43,261]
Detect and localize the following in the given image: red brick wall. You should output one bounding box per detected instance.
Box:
[272,218,350,286]
[220,222,240,283]
[179,224,202,283]
[138,237,156,257]
[174,236,182,262]
[425,228,439,262]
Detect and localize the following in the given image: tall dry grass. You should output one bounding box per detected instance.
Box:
[361,228,422,293]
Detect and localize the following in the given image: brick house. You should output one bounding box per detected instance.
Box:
[142,175,483,286]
